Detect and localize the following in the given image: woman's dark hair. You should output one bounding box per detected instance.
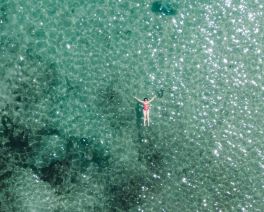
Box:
[144,98,148,101]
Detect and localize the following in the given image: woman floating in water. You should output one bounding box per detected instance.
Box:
[134,96,156,127]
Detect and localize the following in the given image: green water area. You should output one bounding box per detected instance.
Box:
[0,0,264,211]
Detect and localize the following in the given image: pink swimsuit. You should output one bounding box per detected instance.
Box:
[143,102,150,111]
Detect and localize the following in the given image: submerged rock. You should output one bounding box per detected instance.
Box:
[0,4,8,25]
[29,135,66,169]
[3,168,57,212]
[1,115,30,152]
[66,136,110,169]
[151,1,177,16]
[40,159,71,186]
[109,174,148,211]
[156,88,164,98]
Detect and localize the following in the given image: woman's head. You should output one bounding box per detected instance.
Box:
[144,98,148,101]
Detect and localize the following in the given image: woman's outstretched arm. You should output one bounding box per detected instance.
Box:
[134,96,144,104]
[148,96,156,103]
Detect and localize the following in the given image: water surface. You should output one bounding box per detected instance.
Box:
[0,0,264,211]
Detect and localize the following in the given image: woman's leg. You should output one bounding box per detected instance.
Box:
[146,110,150,126]
[143,110,147,126]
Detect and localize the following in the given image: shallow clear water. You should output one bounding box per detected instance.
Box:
[0,0,264,211]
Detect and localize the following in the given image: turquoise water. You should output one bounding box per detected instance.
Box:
[0,0,264,211]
